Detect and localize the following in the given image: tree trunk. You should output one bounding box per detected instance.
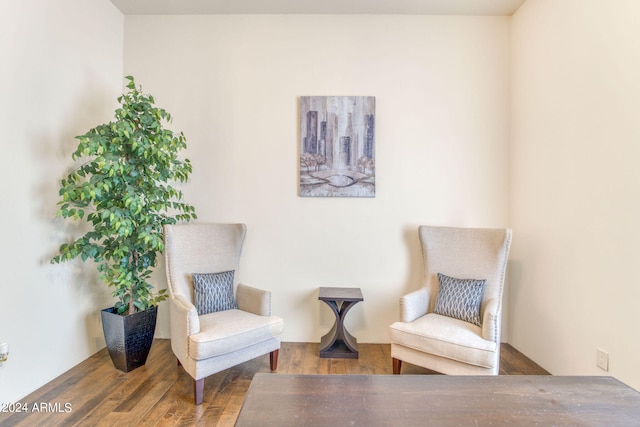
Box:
[128,251,138,315]
[128,288,135,315]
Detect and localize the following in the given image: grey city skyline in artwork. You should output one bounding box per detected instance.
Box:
[299,96,375,197]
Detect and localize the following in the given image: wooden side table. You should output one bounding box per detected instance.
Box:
[318,287,363,359]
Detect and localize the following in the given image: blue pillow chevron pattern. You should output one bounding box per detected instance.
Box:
[192,270,238,315]
[434,273,486,326]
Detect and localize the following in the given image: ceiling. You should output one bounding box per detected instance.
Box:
[110,0,527,16]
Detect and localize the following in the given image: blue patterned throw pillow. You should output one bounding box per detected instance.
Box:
[434,273,486,326]
[192,270,238,315]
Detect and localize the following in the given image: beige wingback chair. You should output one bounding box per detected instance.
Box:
[164,223,284,404]
[390,225,512,375]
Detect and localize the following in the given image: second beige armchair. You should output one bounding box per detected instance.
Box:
[164,223,284,404]
[390,225,512,376]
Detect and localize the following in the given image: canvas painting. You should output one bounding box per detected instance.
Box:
[299,96,375,197]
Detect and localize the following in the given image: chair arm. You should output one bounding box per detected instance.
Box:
[169,295,200,361]
[400,287,430,323]
[482,298,501,342]
[236,283,271,316]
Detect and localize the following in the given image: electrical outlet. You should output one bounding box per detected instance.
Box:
[596,349,609,371]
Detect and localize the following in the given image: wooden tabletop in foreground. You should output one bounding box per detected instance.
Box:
[236,374,640,426]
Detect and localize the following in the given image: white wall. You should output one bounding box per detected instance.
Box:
[0,0,123,403]
[510,0,640,389]
[124,15,511,342]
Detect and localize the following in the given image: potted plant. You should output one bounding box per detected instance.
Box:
[52,76,197,372]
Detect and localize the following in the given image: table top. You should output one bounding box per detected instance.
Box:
[318,287,363,301]
[235,374,640,426]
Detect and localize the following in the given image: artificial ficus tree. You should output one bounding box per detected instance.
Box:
[52,76,197,315]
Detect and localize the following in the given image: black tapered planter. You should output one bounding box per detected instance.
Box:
[101,306,157,373]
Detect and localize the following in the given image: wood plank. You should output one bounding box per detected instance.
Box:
[285,342,304,374]
[499,343,549,375]
[301,342,319,375]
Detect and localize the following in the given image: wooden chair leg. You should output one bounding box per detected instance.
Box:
[270,349,279,371]
[392,358,402,375]
[194,378,204,405]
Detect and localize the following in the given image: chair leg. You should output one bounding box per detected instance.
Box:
[194,378,204,405]
[392,358,402,375]
[270,349,279,371]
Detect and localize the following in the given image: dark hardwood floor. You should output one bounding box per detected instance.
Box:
[0,340,548,426]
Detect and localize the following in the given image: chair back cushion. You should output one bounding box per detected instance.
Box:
[433,273,486,326]
[419,226,512,318]
[193,271,239,314]
[164,223,247,304]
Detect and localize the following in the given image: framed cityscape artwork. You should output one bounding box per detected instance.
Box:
[299,96,375,197]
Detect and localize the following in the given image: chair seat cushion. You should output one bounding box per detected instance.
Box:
[189,309,284,361]
[390,313,497,369]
